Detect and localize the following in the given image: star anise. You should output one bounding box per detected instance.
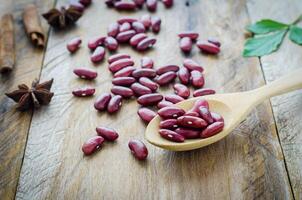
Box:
[5,79,54,111]
[42,6,82,29]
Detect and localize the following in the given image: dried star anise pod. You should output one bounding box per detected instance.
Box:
[5,78,54,111]
[42,6,82,29]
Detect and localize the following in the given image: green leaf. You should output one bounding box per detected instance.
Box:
[289,26,302,45]
[243,30,287,57]
[246,19,288,34]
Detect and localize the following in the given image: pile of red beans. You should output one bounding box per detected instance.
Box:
[105,0,173,12]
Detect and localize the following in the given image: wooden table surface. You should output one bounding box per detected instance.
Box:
[0,0,301,199]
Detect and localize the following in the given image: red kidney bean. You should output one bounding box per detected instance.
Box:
[117,17,137,24]
[165,94,184,104]
[175,127,200,139]
[146,0,157,11]
[160,119,178,129]
[180,37,193,53]
[130,33,147,47]
[107,95,122,113]
[114,1,136,10]
[208,38,221,47]
[197,40,220,54]
[119,22,131,32]
[72,87,95,97]
[79,0,91,6]
[137,93,163,106]
[177,116,207,128]
[173,83,190,99]
[113,66,136,78]
[132,68,156,79]
[67,37,81,53]
[70,0,85,12]
[158,106,185,119]
[178,31,199,40]
[136,37,156,51]
[151,16,161,33]
[107,22,120,37]
[111,86,134,98]
[211,112,224,123]
[188,98,209,113]
[132,21,146,33]
[104,37,118,51]
[116,30,136,42]
[200,122,224,138]
[184,111,200,117]
[96,127,119,141]
[131,83,152,96]
[155,71,177,86]
[73,68,97,80]
[133,0,145,7]
[140,14,151,29]
[112,77,136,86]
[82,136,105,156]
[109,58,134,73]
[141,57,153,68]
[159,129,185,142]
[88,36,106,50]
[157,100,174,109]
[137,107,156,123]
[128,139,148,160]
[178,67,190,85]
[193,88,216,97]
[156,65,179,75]
[139,77,158,91]
[94,93,111,111]
[183,59,204,72]
[91,46,105,63]
[198,106,214,124]
[191,70,204,88]
[162,0,173,8]
[108,53,131,64]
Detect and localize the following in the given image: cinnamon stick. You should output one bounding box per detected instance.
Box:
[0,14,15,73]
[23,4,45,48]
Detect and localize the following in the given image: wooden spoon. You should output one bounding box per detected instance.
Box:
[145,68,302,151]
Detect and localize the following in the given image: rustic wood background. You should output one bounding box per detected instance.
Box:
[0,0,301,199]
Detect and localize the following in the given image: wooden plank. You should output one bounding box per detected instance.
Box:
[0,1,54,199]
[16,0,292,199]
[246,0,302,198]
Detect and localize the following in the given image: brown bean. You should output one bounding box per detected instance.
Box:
[137,107,157,123]
[146,0,157,11]
[200,122,224,138]
[156,65,179,75]
[117,17,138,24]
[132,21,146,33]
[107,95,122,113]
[132,68,156,79]
[72,87,95,97]
[162,0,173,8]
[178,67,190,85]
[67,37,81,53]
[165,94,184,104]
[109,58,135,73]
[108,53,131,64]
[112,77,136,86]
[155,71,177,86]
[160,119,178,129]
[178,31,199,40]
[131,83,152,96]
[188,98,209,113]
[157,100,174,109]
[73,68,97,80]
[175,127,200,139]
[119,22,131,32]
[128,139,148,160]
[88,36,105,50]
[141,57,153,68]
[111,86,134,98]
[140,14,151,29]
[96,127,119,141]
[180,37,193,53]
[107,22,120,37]
[139,77,158,91]
[159,129,185,142]
[197,40,220,54]
[113,66,136,78]
[158,106,185,119]
[177,115,207,128]
[91,46,105,63]
[82,136,105,156]
[151,16,161,33]
[94,93,111,111]
[116,30,136,42]
[193,88,215,97]
[208,38,221,47]
[129,33,147,47]
[173,83,190,98]
[136,37,156,51]
[104,36,118,51]
[198,106,214,124]
[190,70,205,88]
[183,59,204,72]
[137,93,163,106]
[211,112,224,123]
[114,1,136,10]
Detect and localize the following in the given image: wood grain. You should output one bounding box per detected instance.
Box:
[16,0,292,199]
[0,1,54,199]
[246,0,302,198]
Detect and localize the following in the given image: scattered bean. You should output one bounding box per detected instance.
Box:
[178,67,190,85]
[190,70,205,88]
[73,68,97,80]
[155,71,177,86]
[112,77,136,86]
[156,65,179,75]
[114,1,136,10]
[109,58,134,73]
[165,94,184,104]
[157,100,174,109]
[180,37,193,53]
[107,22,120,37]
[178,31,199,40]
[104,36,118,51]
[116,30,136,42]
[183,59,204,72]
[108,53,131,64]
[151,16,161,33]
[128,139,148,160]
[132,21,146,33]
[67,37,81,53]
[113,66,136,78]
[146,0,157,12]
[88,36,105,50]
[197,40,220,54]
[162,0,174,8]
[132,68,156,79]
[130,33,148,47]
[137,107,157,123]
[96,127,119,141]
[91,46,105,63]
[107,95,122,113]
[137,93,163,106]
[82,136,105,156]
[111,86,134,98]
[94,93,112,111]
[131,82,152,96]
[173,83,190,98]
[140,14,151,29]
[208,38,221,47]
[139,77,158,91]
[72,87,95,97]
[193,88,216,97]
[136,37,156,51]
[119,22,131,32]
[141,57,154,68]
